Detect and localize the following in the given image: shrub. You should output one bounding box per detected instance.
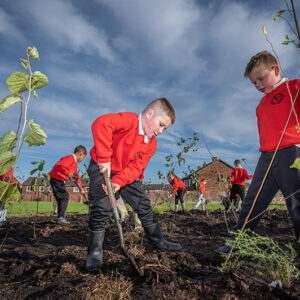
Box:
[220,229,300,288]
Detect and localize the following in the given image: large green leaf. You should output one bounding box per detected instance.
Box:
[31,71,48,90]
[0,93,23,113]
[0,131,17,153]
[0,151,16,176]
[0,181,9,201]
[27,46,39,61]
[5,183,20,200]
[24,119,47,146]
[290,158,300,170]
[6,72,29,93]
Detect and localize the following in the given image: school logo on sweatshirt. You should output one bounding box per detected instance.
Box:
[135,151,145,159]
[271,93,283,104]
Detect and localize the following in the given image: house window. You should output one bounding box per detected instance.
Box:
[73,187,80,192]
[26,186,32,192]
[217,175,224,182]
[39,186,45,192]
[85,187,89,192]
[49,187,53,192]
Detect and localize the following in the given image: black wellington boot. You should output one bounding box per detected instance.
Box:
[85,228,105,272]
[144,222,182,251]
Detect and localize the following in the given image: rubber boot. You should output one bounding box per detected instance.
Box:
[174,204,178,212]
[181,203,185,212]
[86,228,105,272]
[144,222,182,251]
[134,213,143,233]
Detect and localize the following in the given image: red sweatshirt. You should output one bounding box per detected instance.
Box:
[199,181,205,194]
[170,177,186,195]
[49,155,82,187]
[257,79,300,152]
[90,112,157,188]
[0,167,15,183]
[231,168,253,186]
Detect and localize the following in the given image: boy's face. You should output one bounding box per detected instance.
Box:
[76,152,86,163]
[142,109,172,139]
[249,64,281,94]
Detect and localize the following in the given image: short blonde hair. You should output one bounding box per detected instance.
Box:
[244,51,278,78]
[143,97,176,124]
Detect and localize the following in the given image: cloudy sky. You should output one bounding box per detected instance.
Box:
[0,0,299,183]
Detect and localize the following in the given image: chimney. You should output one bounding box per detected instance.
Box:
[212,157,217,162]
[202,161,207,167]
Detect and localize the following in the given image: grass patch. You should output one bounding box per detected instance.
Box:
[5,201,89,216]
[5,201,287,217]
[91,272,133,300]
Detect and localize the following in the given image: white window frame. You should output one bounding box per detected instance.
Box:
[85,187,89,192]
[26,186,32,192]
[49,187,53,192]
[39,186,45,192]
[73,187,80,192]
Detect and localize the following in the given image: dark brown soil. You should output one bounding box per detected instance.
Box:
[0,209,299,300]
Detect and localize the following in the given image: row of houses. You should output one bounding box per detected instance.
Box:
[18,157,235,203]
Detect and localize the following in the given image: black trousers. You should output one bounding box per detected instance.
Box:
[230,184,245,209]
[175,189,186,206]
[87,159,155,231]
[234,145,300,240]
[50,177,69,218]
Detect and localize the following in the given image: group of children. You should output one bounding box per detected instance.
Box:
[1,50,300,270]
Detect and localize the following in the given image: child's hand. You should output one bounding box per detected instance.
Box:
[102,182,120,194]
[112,183,120,193]
[98,162,111,177]
[80,188,85,195]
[69,172,74,178]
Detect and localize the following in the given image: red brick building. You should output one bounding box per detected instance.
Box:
[183,157,234,203]
[21,177,89,203]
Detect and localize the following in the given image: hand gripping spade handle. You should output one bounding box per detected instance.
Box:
[69,174,89,206]
[103,170,144,276]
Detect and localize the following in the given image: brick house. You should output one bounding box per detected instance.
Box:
[183,157,234,203]
[21,177,90,203]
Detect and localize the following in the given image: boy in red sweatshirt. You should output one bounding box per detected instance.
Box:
[86,98,182,272]
[193,178,206,211]
[168,172,186,212]
[229,160,253,212]
[49,145,86,224]
[219,51,300,253]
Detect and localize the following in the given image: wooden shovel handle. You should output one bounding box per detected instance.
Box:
[103,170,117,209]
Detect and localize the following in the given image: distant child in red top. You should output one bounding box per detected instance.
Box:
[86,98,182,272]
[168,172,186,212]
[49,145,87,224]
[193,179,206,211]
[0,167,16,225]
[229,160,253,212]
[218,51,300,254]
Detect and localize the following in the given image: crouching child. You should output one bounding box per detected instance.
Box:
[86,97,182,272]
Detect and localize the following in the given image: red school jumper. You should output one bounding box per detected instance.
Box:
[257,79,300,152]
[199,181,205,195]
[49,155,83,187]
[170,177,186,195]
[231,168,253,186]
[90,112,157,188]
